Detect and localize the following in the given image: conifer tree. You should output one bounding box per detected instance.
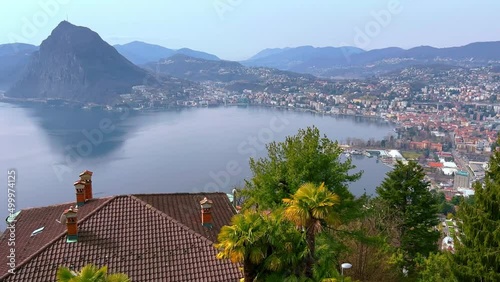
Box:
[376,160,439,276]
[418,252,457,282]
[451,144,500,281]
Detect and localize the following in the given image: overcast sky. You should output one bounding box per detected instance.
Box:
[0,0,499,60]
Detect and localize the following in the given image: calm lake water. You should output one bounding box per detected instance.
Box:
[0,103,394,228]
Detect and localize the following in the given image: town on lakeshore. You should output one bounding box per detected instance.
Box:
[3,62,496,192]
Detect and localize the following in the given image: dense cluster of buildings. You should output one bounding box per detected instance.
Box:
[114,65,499,195]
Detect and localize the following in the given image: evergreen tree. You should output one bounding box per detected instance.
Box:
[435,191,456,215]
[376,160,439,276]
[242,126,361,220]
[451,146,500,281]
[417,252,457,282]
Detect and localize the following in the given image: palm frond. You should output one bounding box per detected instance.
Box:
[56,267,76,282]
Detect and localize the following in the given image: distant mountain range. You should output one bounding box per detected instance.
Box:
[6,21,157,103]
[243,46,364,69]
[1,21,499,103]
[242,42,500,77]
[0,43,38,89]
[114,41,220,65]
[144,54,316,93]
[144,54,261,82]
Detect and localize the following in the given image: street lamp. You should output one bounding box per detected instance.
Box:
[232,188,237,208]
[341,263,352,282]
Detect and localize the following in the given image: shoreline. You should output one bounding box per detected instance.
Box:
[0,98,396,127]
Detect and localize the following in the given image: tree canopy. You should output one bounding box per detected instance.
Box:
[215,210,308,281]
[283,182,340,278]
[376,160,439,276]
[242,126,362,220]
[450,146,500,281]
[57,264,130,282]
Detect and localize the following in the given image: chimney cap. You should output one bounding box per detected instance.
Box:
[79,170,93,177]
[200,197,213,205]
[73,180,86,187]
[64,206,78,215]
[200,197,213,209]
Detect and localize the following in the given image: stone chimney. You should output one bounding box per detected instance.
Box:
[79,170,93,200]
[200,197,213,228]
[74,180,86,207]
[64,206,78,243]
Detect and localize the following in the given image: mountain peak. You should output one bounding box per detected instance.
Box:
[41,21,103,52]
[50,21,92,38]
[7,22,154,104]
[54,20,73,28]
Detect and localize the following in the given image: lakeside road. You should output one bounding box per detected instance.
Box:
[452,149,473,175]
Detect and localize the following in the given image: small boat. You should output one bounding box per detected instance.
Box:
[351,150,363,155]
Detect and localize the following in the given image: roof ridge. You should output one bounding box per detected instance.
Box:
[129,195,217,245]
[13,200,84,211]
[132,192,228,196]
[0,196,117,281]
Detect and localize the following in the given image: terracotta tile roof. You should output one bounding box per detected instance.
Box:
[0,197,111,277]
[133,193,236,243]
[0,194,241,281]
[428,162,444,168]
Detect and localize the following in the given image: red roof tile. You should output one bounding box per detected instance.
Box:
[0,194,241,281]
[133,193,236,243]
[428,162,444,168]
[0,197,111,277]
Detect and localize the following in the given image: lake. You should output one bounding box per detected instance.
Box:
[0,103,394,227]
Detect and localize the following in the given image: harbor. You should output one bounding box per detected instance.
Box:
[341,147,407,169]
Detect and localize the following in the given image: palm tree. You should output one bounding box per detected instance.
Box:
[215,211,268,282]
[283,182,340,278]
[57,264,130,282]
[216,209,309,281]
[259,209,309,279]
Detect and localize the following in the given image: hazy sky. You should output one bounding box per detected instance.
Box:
[0,0,499,60]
